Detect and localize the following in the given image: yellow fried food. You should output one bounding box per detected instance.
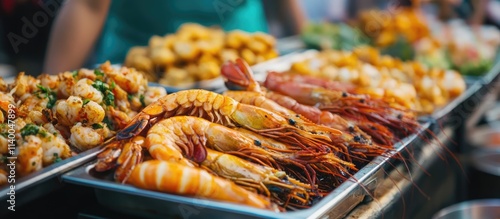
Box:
[124,23,279,85]
[150,47,176,66]
[173,41,200,61]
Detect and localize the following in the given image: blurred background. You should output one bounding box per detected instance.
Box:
[1,0,498,76]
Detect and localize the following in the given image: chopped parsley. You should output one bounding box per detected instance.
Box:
[34,84,57,108]
[103,116,114,130]
[82,99,91,105]
[110,81,116,90]
[72,70,78,78]
[92,80,107,93]
[104,90,115,106]
[94,69,105,77]
[38,130,48,138]
[139,94,146,107]
[127,94,134,101]
[1,156,7,163]
[53,153,62,163]
[20,124,40,138]
[92,123,103,129]
[92,80,115,107]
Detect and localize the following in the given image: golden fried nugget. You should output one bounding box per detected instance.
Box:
[150,47,176,66]
[241,49,256,65]
[173,41,200,61]
[226,30,251,49]
[247,40,267,54]
[149,35,164,49]
[220,49,239,62]
[253,32,276,47]
[196,61,220,80]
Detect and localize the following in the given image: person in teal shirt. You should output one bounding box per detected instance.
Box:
[43,0,271,74]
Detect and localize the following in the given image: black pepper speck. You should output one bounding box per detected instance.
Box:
[254,140,261,146]
[348,126,355,132]
[353,136,361,142]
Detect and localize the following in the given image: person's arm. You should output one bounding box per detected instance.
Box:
[288,0,307,35]
[469,0,488,26]
[44,0,111,74]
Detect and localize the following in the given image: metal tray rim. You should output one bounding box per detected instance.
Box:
[0,145,103,199]
[62,122,431,218]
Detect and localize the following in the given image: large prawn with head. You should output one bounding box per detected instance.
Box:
[220,59,397,150]
[98,116,336,209]
[115,89,344,154]
[221,58,420,145]
[95,88,361,208]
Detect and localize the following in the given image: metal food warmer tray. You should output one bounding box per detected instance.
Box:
[0,146,102,214]
[62,122,429,219]
[61,51,500,219]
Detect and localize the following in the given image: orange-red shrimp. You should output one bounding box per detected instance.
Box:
[221,58,395,146]
[264,72,420,140]
[116,89,342,155]
[127,160,280,211]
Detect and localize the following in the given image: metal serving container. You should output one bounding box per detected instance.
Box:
[60,50,500,219]
[432,199,500,219]
[62,123,431,219]
[0,146,102,215]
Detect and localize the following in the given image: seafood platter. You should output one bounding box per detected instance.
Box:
[2,14,500,219]
[62,54,498,218]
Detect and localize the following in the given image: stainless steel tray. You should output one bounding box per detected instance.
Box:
[62,122,431,219]
[0,146,102,213]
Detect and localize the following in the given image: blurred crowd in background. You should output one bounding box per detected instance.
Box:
[0,0,498,76]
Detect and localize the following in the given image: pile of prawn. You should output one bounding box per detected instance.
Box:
[94,59,424,211]
[0,61,165,185]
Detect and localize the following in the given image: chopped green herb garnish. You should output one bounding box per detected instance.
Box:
[53,153,62,163]
[31,161,36,166]
[140,94,146,107]
[72,70,78,78]
[104,90,115,106]
[92,80,115,106]
[94,69,105,77]
[103,116,114,130]
[110,81,116,90]
[82,99,91,105]
[34,84,57,108]
[0,132,8,138]
[92,80,107,93]
[39,130,48,138]
[92,123,103,129]
[1,156,7,163]
[127,94,134,101]
[20,124,40,138]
